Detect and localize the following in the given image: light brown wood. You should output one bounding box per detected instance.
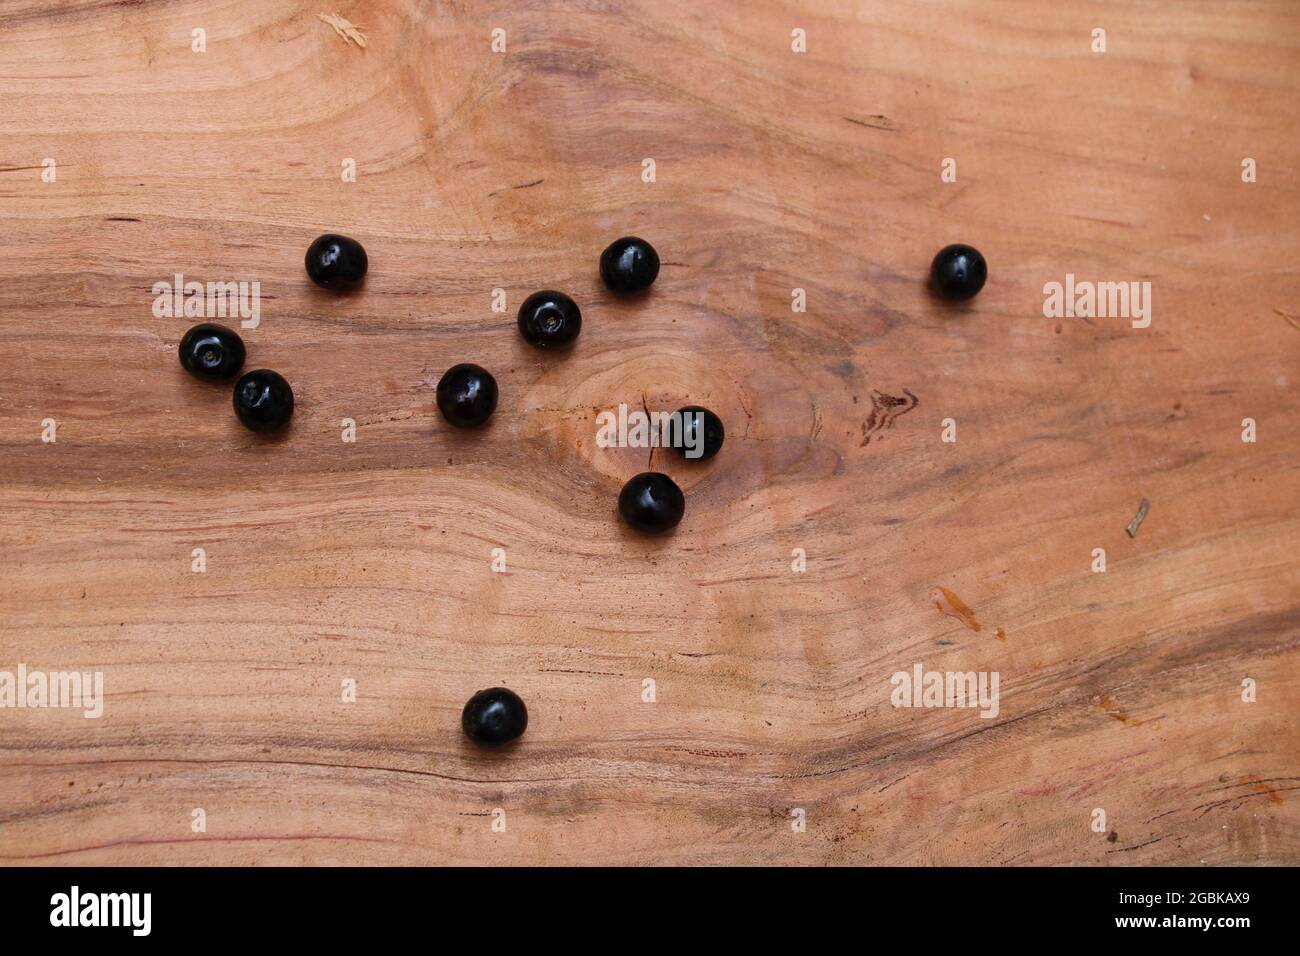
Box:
[0,0,1297,866]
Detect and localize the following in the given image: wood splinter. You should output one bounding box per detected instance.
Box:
[318,12,367,48]
[1126,498,1151,538]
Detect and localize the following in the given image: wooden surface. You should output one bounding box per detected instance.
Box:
[0,0,1297,866]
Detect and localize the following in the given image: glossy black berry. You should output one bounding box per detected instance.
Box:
[436,363,498,428]
[233,369,294,433]
[179,323,245,381]
[462,687,528,746]
[305,233,368,290]
[600,236,659,293]
[930,244,987,300]
[618,472,685,534]
[672,405,724,460]
[518,290,581,348]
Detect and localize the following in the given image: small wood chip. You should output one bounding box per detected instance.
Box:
[1125,498,1150,538]
[318,12,367,48]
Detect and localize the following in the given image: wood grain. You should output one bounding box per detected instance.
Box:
[0,0,1297,865]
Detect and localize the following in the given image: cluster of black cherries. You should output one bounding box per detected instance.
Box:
[175,237,987,747]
